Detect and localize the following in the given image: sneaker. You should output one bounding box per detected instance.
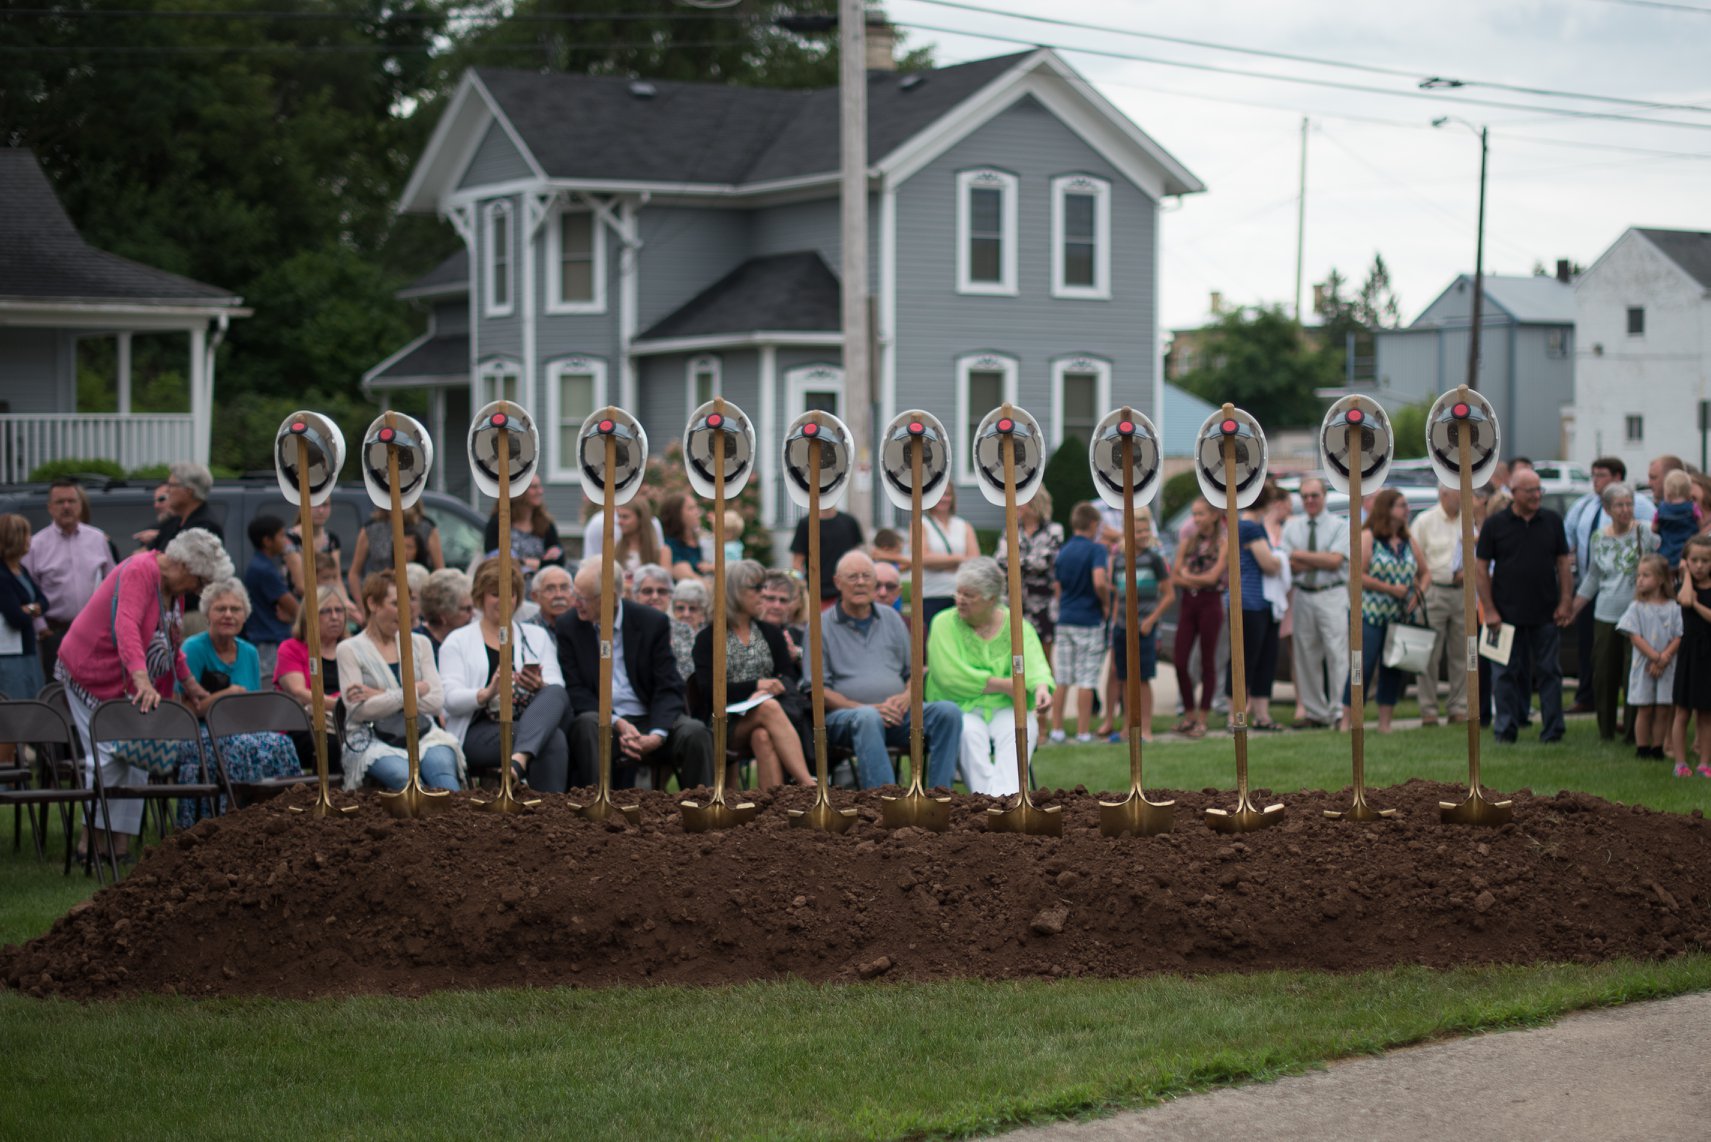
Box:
[1699,765,1711,779]
[1675,762,1694,777]
[1075,733,1094,744]
[1107,731,1123,744]
[1048,729,1066,745]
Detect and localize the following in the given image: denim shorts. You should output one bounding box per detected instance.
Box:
[1110,626,1158,682]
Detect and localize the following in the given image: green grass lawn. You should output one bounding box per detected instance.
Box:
[2,721,1708,1140]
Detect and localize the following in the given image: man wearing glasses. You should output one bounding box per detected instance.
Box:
[1280,477,1350,729]
[873,560,903,613]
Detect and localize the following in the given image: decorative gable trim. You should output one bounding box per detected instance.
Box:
[399,70,549,214]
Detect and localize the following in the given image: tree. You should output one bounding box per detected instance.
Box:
[1042,437,1097,523]
[1177,306,1339,429]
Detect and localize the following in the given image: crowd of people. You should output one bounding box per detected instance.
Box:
[11,446,1711,856]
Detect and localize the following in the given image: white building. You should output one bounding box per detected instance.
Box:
[1570,228,1711,478]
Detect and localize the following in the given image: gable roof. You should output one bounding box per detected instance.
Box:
[636,252,840,343]
[1412,273,1573,327]
[0,149,241,307]
[1638,228,1711,290]
[397,248,468,300]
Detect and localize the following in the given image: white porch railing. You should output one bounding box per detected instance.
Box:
[0,413,196,484]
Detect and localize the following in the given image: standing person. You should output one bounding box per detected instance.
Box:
[1672,535,1711,778]
[1647,453,1685,499]
[482,474,564,582]
[285,499,341,597]
[143,463,223,551]
[347,504,443,602]
[1476,468,1573,744]
[658,492,711,581]
[917,484,978,630]
[240,515,298,689]
[23,479,115,677]
[996,490,1062,742]
[1618,555,1680,762]
[1565,457,1655,713]
[1342,489,1428,734]
[1652,470,1698,570]
[1171,498,1226,737]
[1280,477,1349,730]
[1103,507,1175,744]
[1412,487,1468,726]
[582,497,664,578]
[1255,484,1293,729]
[791,503,864,609]
[0,515,47,701]
[1232,483,1286,731]
[1047,503,1109,744]
[1568,482,1656,740]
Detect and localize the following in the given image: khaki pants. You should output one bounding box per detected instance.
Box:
[1289,587,1349,724]
[1419,581,1468,720]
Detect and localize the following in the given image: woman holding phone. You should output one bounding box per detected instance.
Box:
[439,557,570,792]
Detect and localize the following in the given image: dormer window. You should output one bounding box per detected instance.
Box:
[483,200,514,318]
[547,205,605,314]
[956,169,1018,296]
[1052,175,1110,299]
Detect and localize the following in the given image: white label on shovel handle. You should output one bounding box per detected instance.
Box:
[1466,635,1479,672]
[1351,651,1362,679]
[1013,655,1025,677]
[600,639,612,660]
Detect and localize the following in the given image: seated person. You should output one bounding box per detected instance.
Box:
[416,568,472,654]
[630,562,674,613]
[925,558,1055,796]
[821,551,962,789]
[440,558,571,793]
[528,565,575,635]
[669,577,709,683]
[336,572,463,793]
[274,590,351,776]
[176,577,303,825]
[759,569,806,662]
[558,560,713,791]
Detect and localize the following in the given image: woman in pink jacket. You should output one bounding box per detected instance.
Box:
[56,528,232,859]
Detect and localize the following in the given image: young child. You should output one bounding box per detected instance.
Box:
[1103,507,1176,744]
[1670,535,1711,778]
[870,527,905,567]
[1652,469,1699,569]
[721,509,746,564]
[1617,553,1681,761]
[242,514,299,688]
[1049,501,1111,744]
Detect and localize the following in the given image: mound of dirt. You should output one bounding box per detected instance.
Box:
[5,780,1708,1000]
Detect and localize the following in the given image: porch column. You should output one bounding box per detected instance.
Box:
[116,332,133,415]
[189,325,209,467]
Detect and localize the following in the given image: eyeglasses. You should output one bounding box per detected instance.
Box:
[1301,492,1324,500]
[839,572,876,585]
[874,581,900,594]
[635,585,671,599]
[153,496,168,504]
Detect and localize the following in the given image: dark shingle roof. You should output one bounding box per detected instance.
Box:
[1639,228,1711,290]
[369,333,471,383]
[475,53,1031,186]
[0,149,240,306]
[398,248,468,299]
[637,252,839,342]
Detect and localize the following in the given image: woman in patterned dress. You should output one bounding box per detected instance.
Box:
[996,490,1061,739]
[1341,488,1428,733]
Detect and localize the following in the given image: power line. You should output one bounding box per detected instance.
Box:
[899,0,1711,114]
[894,19,1711,132]
[0,38,762,56]
[1577,0,1711,13]
[0,7,753,21]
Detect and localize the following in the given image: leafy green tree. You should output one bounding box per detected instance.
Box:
[1042,437,1097,523]
[1177,306,1339,429]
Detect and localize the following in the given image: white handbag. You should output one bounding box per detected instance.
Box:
[1381,588,1435,674]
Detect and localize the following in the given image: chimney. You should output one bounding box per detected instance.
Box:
[866,9,896,71]
[1210,290,1224,315]
[1556,258,1572,283]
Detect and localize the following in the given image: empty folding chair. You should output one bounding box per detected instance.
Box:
[0,699,115,881]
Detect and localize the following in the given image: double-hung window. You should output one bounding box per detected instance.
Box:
[546,356,607,482]
[547,206,605,313]
[955,353,1019,483]
[956,169,1018,295]
[483,200,514,317]
[1051,175,1110,299]
[688,355,720,410]
[1051,356,1110,449]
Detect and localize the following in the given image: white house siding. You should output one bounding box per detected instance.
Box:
[890,94,1158,529]
[456,120,534,190]
[635,207,750,332]
[1572,232,1711,477]
[0,328,71,413]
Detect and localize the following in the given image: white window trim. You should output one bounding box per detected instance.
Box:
[686,353,721,414]
[955,352,1019,485]
[1049,355,1113,450]
[476,356,521,407]
[482,200,515,318]
[956,168,1018,297]
[545,204,607,315]
[544,355,608,484]
[784,362,845,425]
[1051,174,1111,300]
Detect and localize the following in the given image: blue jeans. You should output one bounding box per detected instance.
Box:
[824,701,963,789]
[1493,622,1565,741]
[1342,618,1407,707]
[367,744,461,791]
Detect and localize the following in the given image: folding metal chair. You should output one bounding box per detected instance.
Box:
[87,699,233,836]
[204,691,316,808]
[0,699,116,881]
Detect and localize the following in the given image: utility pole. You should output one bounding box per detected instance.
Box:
[1466,125,1488,393]
[839,0,874,531]
[1294,116,1308,322]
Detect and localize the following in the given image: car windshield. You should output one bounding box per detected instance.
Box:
[433,508,484,573]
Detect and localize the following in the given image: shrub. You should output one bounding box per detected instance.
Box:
[27,458,126,483]
[1160,469,1201,525]
[1042,436,1097,524]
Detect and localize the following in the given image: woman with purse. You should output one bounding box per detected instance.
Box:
[1342,488,1429,733]
[335,572,463,793]
[439,557,571,792]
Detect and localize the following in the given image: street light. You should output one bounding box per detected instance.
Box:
[1434,116,1488,396]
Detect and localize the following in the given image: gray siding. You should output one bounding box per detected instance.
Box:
[890,94,1158,529]
[532,209,621,390]
[635,349,759,457]
[457,120,533,189]
[749,195,880,293]
[0,328,70,413]
[471,192,522,361]
[1415,278,1476,326]
[636,207,750,331]
[433,298,469,337]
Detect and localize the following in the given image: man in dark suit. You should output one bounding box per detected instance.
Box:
[557,561,713,789]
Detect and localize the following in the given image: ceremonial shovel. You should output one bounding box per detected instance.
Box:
[277,412,356,820]
[1203,405,1284,833]
[570,410,642,826]
[364,412,450,819]
[470,403,540,814]
[680,398,758,832]
[981,405,1061,837]
[1092,410,1174,837]
[1433,386,1513,827]
[879,412,952,832]
[785,415,856,834]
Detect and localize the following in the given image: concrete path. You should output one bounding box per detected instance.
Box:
[1002,990,1711,1141]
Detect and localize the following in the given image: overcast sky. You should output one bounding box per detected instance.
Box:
[888,0,1711,334]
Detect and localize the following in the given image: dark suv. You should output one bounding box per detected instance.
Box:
[0,477,489,574]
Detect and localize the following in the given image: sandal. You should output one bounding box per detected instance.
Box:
[1184,723,1207,739]
[1173,718,1197,735]
[510,759,530,787]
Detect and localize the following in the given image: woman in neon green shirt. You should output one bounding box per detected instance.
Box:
[925,557,1054,795]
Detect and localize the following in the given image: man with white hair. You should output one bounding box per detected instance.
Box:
[146,461,222,550]
[529,565,575,629]
[820,549,962,788]
[1279,476,1348,729]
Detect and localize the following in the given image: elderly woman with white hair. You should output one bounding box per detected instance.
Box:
[669,577,709,681]
[55,528,230,859]
[171,577,304,825]
[629,562,674,613]
[145,461,223,550]
[924,556,1055,795]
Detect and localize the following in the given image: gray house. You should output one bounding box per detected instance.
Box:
[1366,271,1575,462]
[0,149,247,482]
[368,49,1202,530]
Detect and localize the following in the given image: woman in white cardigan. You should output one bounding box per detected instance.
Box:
[336,572,464,792]
[438,557,572,792]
